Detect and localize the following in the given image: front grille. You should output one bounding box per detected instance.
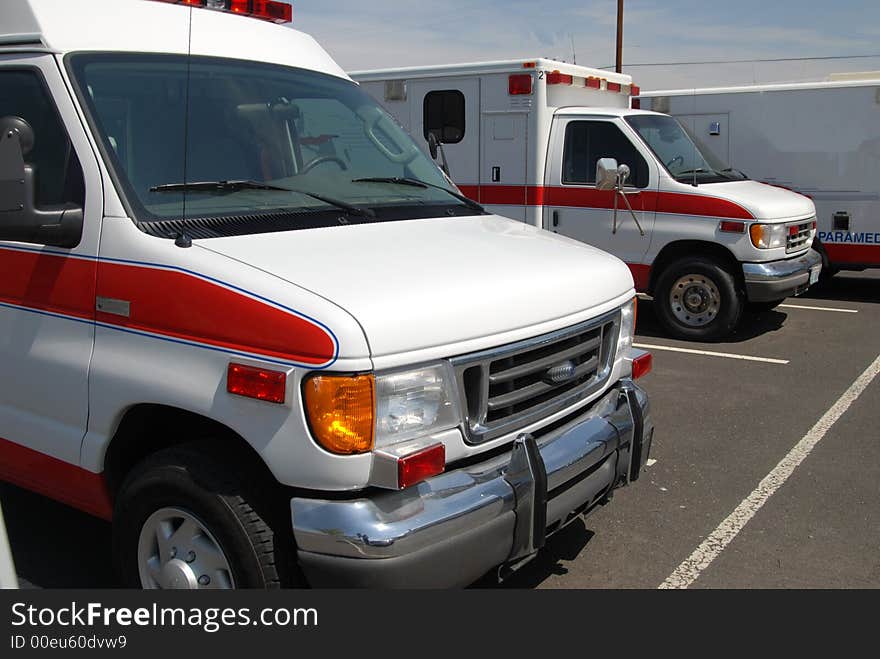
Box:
[786,218,815,253]
[451,310,619,444]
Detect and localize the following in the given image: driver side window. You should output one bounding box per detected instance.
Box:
[0,70,84,208]
[562,121,648,188]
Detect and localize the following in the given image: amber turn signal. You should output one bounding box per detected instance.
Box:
[303,374,375,455]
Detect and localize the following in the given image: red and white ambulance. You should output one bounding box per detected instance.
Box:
[639,77,880,275]
[0,1,653,588]
[353,60,823,339]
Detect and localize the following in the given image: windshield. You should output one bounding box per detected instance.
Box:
[68,54,473,231]
[625,114,747,184]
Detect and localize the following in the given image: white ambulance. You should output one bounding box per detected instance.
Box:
[352,60,823,340]
[639,77,880,275]
[0,0,653,588]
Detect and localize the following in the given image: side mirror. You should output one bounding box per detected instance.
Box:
[595,157,619,190]
[426,131,450,177]
[596,157,631,191]
[427,131,440,160]
[0,116,82,249]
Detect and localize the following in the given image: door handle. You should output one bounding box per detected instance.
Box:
[552,210,559,227]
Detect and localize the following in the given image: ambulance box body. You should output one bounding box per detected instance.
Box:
[353,60,822,339]
[640,79,880,273]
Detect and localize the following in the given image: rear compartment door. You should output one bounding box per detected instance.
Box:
[409,78,480,188]
[480,112,529,221]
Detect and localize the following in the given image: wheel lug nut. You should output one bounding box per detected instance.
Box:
[186,551,196,563]
[198,575,210,586]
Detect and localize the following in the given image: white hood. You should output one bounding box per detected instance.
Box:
[200,215,633,360]
[697,180,815,221]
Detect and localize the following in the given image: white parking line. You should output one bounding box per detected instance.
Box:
[634,343,789,365]
[779,304,858,313]
[658,353,880,589]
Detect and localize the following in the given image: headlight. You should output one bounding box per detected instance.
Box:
[303,364,460,455]
[749,223,787,249]
[375,363,460,447]
[618,297,637,353]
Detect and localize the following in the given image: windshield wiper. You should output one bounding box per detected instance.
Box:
[150,180,289,193]
[674,168,712,178]
[149,180,375,218]
[720,167,748,179]
[352,177,485,213]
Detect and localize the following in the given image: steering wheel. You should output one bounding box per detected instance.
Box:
[666,154,685,169]
[300,156,348,174]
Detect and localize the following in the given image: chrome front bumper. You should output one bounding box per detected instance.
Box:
[290,380,653,588]
[742,248,822,302]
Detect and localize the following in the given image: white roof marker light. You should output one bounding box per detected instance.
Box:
[152,0,293,24]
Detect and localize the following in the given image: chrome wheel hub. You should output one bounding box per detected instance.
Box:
[137,507,234,589]
[669,274,721,328]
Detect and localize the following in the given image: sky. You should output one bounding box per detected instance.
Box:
[291,0,880,89]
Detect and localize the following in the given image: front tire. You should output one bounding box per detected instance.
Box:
[113,442,293,589]
[654,257,743,340]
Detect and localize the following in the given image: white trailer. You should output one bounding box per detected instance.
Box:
[639,78,880,273]
[353,60,821,340]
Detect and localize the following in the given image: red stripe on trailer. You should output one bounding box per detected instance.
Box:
[0,437,113,520]
[824,243,880,266]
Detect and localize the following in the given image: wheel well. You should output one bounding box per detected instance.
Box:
[103,404,276,499]
[648,241,743,294]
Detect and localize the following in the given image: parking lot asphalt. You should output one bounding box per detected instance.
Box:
[2,270,878,589]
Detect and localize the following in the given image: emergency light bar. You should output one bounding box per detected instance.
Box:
[152,0,293,23]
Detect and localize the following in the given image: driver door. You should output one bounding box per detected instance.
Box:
[0,56,102,469]
[546,116,657,267]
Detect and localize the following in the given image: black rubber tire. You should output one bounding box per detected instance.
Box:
[654,257,743,341]
[113,441,296,589]
[748,299,786,313]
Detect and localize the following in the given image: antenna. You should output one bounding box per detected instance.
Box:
[570,34,577,65]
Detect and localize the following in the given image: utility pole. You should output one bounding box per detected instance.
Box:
[616,0,624,73]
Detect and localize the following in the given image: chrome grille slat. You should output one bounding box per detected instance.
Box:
[487,355,599,412]
[487,336,601,385]
[786,219,815,254]
[450,309,620,445]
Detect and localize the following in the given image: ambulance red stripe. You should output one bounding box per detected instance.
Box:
[823,243,880,266]
[0,436,113,520]
[459,184,755,220]
[0,247,337,367]
[96,261,336,366]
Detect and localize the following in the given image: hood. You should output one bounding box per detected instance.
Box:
[199,215,633,361]
[696,180,815,221]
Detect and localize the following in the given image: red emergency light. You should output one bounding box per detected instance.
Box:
[509,73,534,95]
[546,71,573,86]
[152,0,293,23]
[585,77,601,89]
[607,81,622,93]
